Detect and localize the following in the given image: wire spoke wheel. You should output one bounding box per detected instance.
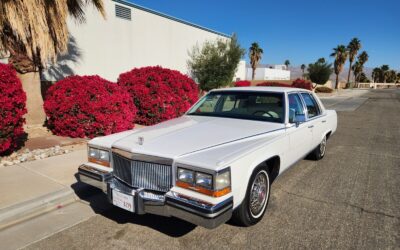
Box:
[320,136,327,156]
[249,171,269,218]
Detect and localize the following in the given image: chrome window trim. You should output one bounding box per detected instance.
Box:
[299,92,323,121]
[112,148,173,165]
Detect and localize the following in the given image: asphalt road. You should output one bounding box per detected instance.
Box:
[24,89,400,249]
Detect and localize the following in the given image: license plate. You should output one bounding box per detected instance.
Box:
[112,190,134,212]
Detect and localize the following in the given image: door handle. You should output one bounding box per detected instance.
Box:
[321,120,327,123]
[308,125,314,128]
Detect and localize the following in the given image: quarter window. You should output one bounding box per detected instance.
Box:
[301,93,320,118]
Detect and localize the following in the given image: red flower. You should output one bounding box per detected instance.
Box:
[234,80,251,87]
[44,75,137,138]
[117,66,199,125]
[0,63,27,155]
[256,82,291,87]
[292,78,313,90]
[256,79,313,90]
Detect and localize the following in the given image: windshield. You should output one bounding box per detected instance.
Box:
[187,91,285,123]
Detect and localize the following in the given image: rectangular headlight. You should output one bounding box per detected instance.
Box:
[195,172,212,189]
[177,168,194,183]
[89,147,99,158]
[99,150,110,161]
[88,146,110,167]
[176,166,231,197]
[216,170,231,190]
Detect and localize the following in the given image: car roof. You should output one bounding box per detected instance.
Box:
[210,86,311,94]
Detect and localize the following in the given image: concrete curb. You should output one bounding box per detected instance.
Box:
[0,188,78,231]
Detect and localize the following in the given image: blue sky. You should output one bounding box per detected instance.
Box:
[128,0,399,70]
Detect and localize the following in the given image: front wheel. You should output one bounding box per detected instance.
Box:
[232,167,271,226]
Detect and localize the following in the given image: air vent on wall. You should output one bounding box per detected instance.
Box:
[115,4,131,20]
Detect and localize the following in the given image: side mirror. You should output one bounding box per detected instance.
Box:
[294,114,306,127]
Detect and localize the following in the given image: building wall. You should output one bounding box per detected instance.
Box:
[42,0,229,82]
[245,67,290,81]
[233,60,246,81]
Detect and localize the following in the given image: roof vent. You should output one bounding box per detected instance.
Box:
[115,4,131,20]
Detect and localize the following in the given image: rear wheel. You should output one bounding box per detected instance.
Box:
[232,167,271,226]
[309,135,327,160]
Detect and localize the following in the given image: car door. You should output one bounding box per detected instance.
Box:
[284,92,313,168]
[300,92,325,148]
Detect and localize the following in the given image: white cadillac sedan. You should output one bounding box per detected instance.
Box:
[78,87,337,228]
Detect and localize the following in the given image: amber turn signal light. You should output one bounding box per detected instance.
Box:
[176,180,231,197]
[88,157,110,167]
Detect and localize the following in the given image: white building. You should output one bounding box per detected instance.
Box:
[42,0,230,82]
[234,61,291,81]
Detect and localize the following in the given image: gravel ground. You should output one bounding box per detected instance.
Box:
[24,89,400,249]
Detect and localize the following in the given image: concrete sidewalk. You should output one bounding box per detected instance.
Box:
[0,149,87,230]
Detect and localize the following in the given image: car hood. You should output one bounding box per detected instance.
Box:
[103,115,284,159]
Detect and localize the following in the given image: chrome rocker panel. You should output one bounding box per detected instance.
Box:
[78,165,233,229]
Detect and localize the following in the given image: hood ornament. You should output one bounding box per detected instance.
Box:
[138,136,144,145]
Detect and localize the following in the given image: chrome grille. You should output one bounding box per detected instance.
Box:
[112,152,172,192]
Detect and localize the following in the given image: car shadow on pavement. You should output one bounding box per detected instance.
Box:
[71,174,196,237]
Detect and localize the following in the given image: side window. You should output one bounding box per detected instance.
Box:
[198,95,219,112]
[288,93,305,123]
[221,95,236,111]
[301,93,320,118]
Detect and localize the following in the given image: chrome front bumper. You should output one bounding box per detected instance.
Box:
[78,164,233,229]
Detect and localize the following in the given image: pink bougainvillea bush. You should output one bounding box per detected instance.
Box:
[256,79,313,90]
[234,80,251,87]
[292,78,313,90]
[118,66,199,125]
[44,75,136,138]
[0,63,27,155]
[256,82,291,87]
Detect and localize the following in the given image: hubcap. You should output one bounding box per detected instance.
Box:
[320,136,327,156]
[249,171,269,217]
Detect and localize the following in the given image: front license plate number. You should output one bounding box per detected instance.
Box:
[112,190,134,212]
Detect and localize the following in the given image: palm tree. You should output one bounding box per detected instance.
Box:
[372,67,381,83]
[0,0,105,125]
[301,64,306,78]
[284,60,290,70]
[358,51,369,65]
[352,61,362,83]
[352,51,369,87]
[249,42,263,80]
[330,45,348,89]
[380,65,389,82]
[386,70,397,83]
[317,58,326,64]
[346,38,361,85]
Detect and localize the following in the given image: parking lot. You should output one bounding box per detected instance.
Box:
[18,89,400,249]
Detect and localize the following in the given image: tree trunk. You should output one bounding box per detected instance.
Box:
[252,67,255,80]
[18,72,46,126]
[347,60,353,84]
[335,74,339,89]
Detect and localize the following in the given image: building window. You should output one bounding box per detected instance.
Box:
[115,4,131,20]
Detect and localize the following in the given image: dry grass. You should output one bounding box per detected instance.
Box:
[0,0,105,67]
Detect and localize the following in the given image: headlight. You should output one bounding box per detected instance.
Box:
[89,147,99,158]
[195,172,212,189]
[176,166,231,197]
[215,170,231,190]
[88,146,110,167]
[177,168,194,183]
